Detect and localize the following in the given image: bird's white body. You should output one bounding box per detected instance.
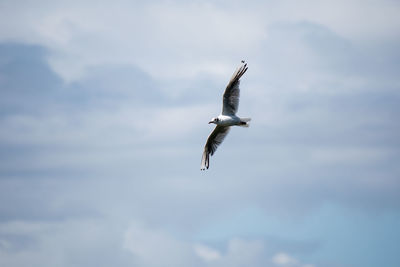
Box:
[210,115,250,127]
[218,115,239,126]
[214,115,240,126]
[201,61,250,170]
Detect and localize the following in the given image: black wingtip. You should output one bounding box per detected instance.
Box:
[240,60,248,72]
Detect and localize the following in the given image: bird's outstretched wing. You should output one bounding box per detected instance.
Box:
[201,126,231,170]
[222,61,248,115]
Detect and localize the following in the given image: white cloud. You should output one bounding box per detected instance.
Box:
[272,252,298,265]
[2,0,399,82]
[123,221,198,267]
[253,0,400,42]
[194,244,221,262]
[1,219,318,267]
[0,219,133,267]
[0,1,266,81]
[123,223,272,267]
[272,252,316,267]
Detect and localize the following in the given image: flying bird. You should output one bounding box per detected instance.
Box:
[201,61,251,170]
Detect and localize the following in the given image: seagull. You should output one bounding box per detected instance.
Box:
[201,60,251,170]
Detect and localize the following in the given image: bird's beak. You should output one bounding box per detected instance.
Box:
[208,121,213,124]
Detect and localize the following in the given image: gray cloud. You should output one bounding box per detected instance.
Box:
[0,1,400,266]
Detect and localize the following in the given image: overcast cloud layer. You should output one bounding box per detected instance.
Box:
[0,1,399,267]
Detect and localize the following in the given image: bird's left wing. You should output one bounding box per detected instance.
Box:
[222,61,248,115]
[201,126,231,170]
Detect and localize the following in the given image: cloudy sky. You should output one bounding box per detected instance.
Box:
[1,0,399,266]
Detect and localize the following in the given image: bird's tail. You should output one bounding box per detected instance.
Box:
[239,117,251,127]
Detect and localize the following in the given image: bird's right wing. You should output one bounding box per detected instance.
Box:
[222,61,248,115]
[201,126,231,170]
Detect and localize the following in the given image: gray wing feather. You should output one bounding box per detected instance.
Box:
[201,126,231,170]
[222,61,248,115]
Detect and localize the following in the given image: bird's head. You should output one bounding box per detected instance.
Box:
[208,117,219,124]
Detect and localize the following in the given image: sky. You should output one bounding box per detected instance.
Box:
[0,0,399,266]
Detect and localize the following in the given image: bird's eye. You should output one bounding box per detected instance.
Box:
[215,118,219,122]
